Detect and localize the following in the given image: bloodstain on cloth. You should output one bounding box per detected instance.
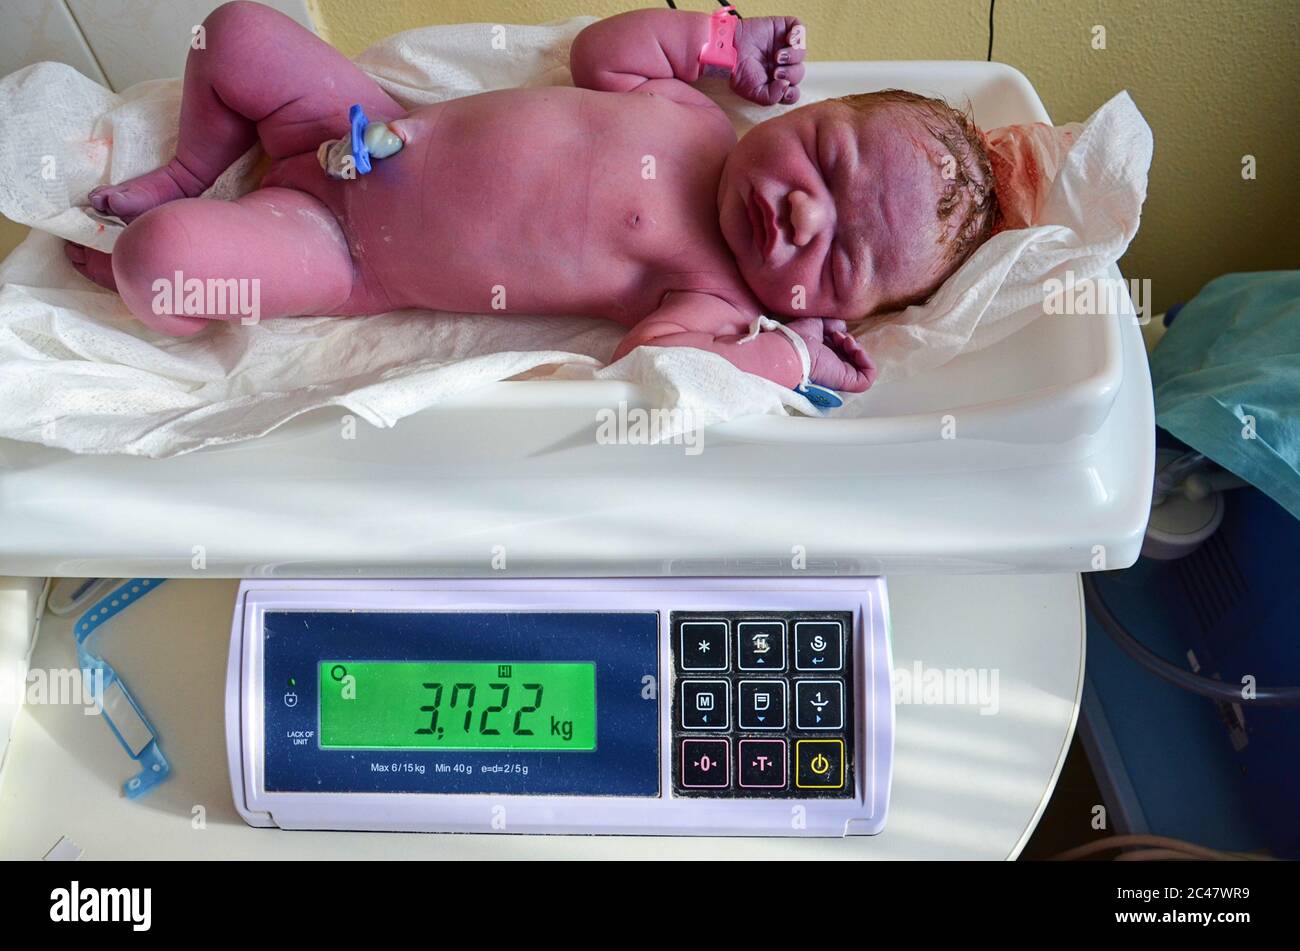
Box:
[984,123,1078,234]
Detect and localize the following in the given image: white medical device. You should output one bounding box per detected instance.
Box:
[226,577,892,835]
[0,62,1152,850]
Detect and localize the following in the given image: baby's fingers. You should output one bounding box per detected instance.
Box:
[753,77,793,107]
[783,20,808,54]
[831,331,878,388]
[775,46,807,67]
[774,63,805,87]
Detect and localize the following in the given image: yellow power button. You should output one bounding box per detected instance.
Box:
[795,739,845,789]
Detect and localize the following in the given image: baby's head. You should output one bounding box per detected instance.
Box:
[718,90,997,320]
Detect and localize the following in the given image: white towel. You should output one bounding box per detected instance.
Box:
[0,18,1151,457]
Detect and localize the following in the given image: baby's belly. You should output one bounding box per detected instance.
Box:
[265,89,727,323]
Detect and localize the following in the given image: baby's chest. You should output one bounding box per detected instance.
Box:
[585,120,734,264]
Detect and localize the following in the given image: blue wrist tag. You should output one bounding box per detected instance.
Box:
[797,382,844,409]
[75,579,171,799]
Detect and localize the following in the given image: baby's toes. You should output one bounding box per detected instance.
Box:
[88,184,144,223]
[64,242,117,290]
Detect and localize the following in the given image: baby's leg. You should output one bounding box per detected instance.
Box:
[108,187,356,336]
[89,1,401,222]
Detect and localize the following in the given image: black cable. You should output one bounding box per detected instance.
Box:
[664,1,740,16]
[987,0,996,61]
[1082,573,1300,707]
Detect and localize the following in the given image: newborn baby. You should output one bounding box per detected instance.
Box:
[68,2,998,394]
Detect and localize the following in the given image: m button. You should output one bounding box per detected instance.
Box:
[680,680,729,730]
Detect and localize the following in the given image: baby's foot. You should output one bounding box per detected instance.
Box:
[64,241,117,291]
[87,158,207,223]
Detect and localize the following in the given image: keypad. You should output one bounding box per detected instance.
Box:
[670,612,854,798]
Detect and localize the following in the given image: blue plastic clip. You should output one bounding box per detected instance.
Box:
[350,104,373,176]
[75,578,170,799]
[797,382,844,409]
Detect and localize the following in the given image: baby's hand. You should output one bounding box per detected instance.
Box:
[731,17,806,106]
[785,318,878,393]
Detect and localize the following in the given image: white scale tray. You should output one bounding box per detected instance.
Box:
[0,62,1152,578]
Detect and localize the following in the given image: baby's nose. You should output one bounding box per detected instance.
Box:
[787,189,831,247]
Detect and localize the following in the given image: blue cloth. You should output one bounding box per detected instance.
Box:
[1152,271,1300,521]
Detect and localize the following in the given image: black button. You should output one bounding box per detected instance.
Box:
[681,738,730,788]
[794,621,843,671]
[795,739,845,790]
[679,620,729,670]
[795,679,844,730]
[738,739,787,789]
[680,679,729,730]
[738,679,786,730]
[737,620,786,670]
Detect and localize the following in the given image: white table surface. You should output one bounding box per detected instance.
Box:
[0,572,1082,860]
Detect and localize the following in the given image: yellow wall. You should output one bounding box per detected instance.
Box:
[306,0,1300,312]
[5,1,1298,312]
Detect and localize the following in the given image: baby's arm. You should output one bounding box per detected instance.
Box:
[614,294,877,393]
[570,9,805,106]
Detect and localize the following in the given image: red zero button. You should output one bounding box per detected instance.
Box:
[681,738,730,788]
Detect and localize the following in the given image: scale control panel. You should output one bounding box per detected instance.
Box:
[226,579,892,837]
[671,613,855,799]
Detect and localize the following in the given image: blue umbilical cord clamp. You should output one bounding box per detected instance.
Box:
[349,103,373,176]
[75,578,170,799]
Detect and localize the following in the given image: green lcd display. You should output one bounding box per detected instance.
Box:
[318,661,597,751]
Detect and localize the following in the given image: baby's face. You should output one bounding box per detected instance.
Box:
[718,100,952,319]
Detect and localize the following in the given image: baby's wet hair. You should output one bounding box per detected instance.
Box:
[835,89,998,274]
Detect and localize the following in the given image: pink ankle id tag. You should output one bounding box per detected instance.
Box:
[699,6,739,72]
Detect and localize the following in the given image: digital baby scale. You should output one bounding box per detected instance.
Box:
[225,577,893,836]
